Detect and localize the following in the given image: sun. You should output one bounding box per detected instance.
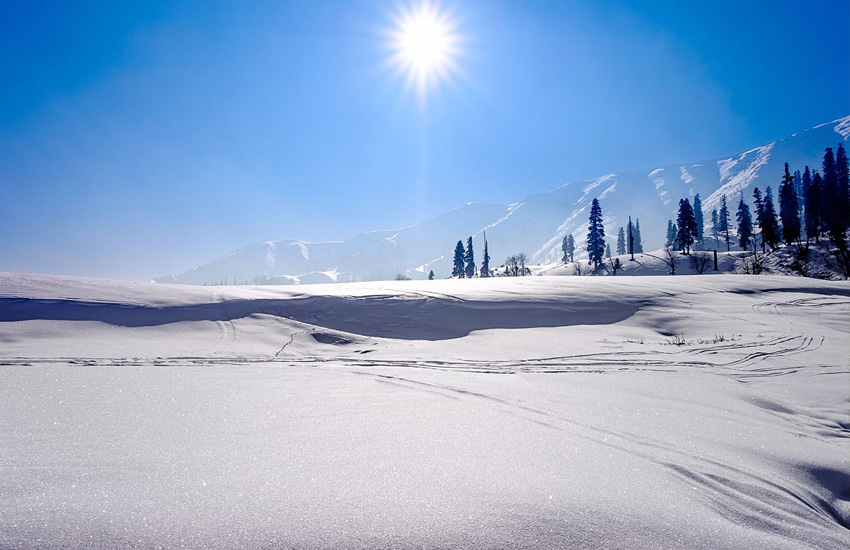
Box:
[389,2,461,100]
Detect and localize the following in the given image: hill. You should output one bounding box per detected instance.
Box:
[154,116,849,285]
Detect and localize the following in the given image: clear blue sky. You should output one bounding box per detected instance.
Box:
[2,0,848,280]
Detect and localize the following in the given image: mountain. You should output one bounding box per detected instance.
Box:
[154,116,850,285]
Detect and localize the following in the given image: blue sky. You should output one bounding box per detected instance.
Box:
[2,0,848,280]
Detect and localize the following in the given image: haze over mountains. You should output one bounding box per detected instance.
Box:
[155,116,850,285]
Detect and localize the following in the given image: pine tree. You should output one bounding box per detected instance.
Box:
[801,165,812,236]
[736,194,753,250]
[616,227,626,255]
[761,187,781,250]
[711,209,719,244]
[561,235,570,263]
[676,198,697,254]
[634,219,644,253]
[693,194,704,245]
[835,143,850,236]
[752,187,765,251]
[428,270,435,280]
[481,236,490,277]
[666,220,677,247]
[821,147,843,243]
[566,234,575,262]
[586,198,606,269]
[452,240,465,278]
[805,172,823,243]
[719,195,731,252]
[779,163,800,245]
[465,236,475,278]
[605,243,612,258]
[793,169,803,219]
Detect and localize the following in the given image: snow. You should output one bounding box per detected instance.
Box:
[1,271,848,548]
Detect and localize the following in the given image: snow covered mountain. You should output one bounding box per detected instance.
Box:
[155,116,850,285]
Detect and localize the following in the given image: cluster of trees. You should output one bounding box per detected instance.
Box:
[558,200,645,272]
[724,145,849,256]
[451,233,492,278]
[664,144,849,274]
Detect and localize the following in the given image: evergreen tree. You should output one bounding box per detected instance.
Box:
[693,194,704,245]
[736,194,753,250]
[821,147,842,242]
[761,187,781,250]
[634,219,644,253]
[719,195,731,252]
[586,198,606,269]
[666,220,677,247]
[428,270,435,280]
[711,209,719,244]
[566,234,575,262]
[465,236,475,278]
[779,163,801,245]
[627,219,635,256]
[835,143,850,236]
[801,165,812,230]
[481,236,490,277]
[752,187,765,251]
[616,227,626,255]
[793,169,803,219]
[605,243,612,259]
[805,172,823,243]
[676,198,697,254]
[561,235,570,263]
[452,240,465,278]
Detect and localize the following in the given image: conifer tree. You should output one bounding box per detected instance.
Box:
[779,163,801,245]
[676,198,697,254]
[452,240,465,278]
[634,219,644,253]
[736,194,753,250]
[835,143,850,235]
[761,187,781,250]
[801,166,812,227]
[586,198,606,269]
[719,195,731,252]
[666,220,677,247]
[605,243,612,259]
[793,170,803,218]
[821,147,842,242]
[616,227,626,255]
[465,236,475,278]
[428,270,435,280]
[753,187,765,251]
[561,235,570,263]
[566,234,575,262]
[481,236,490,277]
[711,209,719,244]
[805,172,823,243]
[693,194,704,245]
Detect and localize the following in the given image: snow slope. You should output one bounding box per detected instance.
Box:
[1,272,848,549]
[154,116,850,284]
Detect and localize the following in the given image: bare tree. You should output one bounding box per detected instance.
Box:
[664,245,679,275]
[517,253,528,276]
[607,256,621,275]
[689,251,711,274]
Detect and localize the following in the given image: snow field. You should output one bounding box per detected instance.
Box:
[0,273,848,548]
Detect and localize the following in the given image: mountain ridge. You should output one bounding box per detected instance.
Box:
[154,116,850,285]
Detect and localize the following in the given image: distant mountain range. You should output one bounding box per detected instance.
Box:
[154,116,850,285]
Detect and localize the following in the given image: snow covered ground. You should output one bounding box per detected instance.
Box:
[1,273,848,549]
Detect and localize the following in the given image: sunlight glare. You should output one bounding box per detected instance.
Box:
[389,2,461,100]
